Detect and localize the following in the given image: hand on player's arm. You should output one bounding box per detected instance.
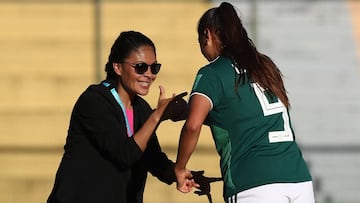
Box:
[134,86,186,151]
[160,91,188,122]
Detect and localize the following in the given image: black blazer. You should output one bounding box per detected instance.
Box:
[47,80,175,203]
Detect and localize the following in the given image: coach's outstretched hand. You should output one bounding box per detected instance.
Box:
[160,92,188,121]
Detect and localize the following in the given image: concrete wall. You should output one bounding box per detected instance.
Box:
[221,0,360,202]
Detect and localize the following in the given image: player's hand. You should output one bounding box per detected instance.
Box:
[175,167,199,193]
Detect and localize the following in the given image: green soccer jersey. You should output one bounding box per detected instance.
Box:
[191,56,312,199]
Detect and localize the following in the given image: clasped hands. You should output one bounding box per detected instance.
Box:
[175,168,222,203]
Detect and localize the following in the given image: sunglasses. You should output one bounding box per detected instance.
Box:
[123,62,161,75]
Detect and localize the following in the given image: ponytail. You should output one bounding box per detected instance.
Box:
[199,2,289,107]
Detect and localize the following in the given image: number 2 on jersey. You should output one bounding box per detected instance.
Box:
[252,83,294,143]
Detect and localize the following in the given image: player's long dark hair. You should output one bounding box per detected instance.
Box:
[198,2,289,108]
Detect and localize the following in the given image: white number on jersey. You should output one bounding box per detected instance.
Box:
[252,83,294,143]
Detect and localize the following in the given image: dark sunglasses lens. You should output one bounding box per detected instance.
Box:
[150,63,161,74]
[134,63,161,74]
[134,63,148,74]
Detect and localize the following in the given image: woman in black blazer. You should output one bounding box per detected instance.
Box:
[47,31,193,203]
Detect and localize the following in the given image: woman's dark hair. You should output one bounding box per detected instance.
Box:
[105,31,156,81]
[198,2,289,107]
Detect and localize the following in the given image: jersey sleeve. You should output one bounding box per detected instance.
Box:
[191,67,220,109]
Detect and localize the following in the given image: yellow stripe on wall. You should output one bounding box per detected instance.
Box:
[348,0,360,68]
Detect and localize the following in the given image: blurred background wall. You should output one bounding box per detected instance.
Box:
[0,0,359,203]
